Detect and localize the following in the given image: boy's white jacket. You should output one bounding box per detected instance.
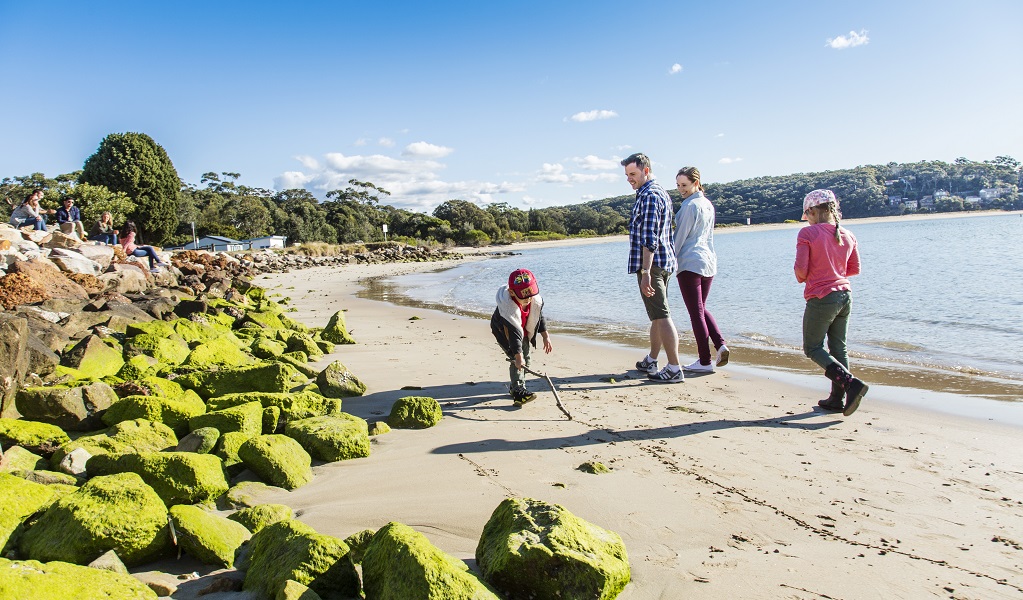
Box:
[492,285,545,350]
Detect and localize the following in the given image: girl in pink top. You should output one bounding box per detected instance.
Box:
[794,189,868,416]
[120,221,167,272]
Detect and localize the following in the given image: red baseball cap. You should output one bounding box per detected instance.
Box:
[508,268,539,300]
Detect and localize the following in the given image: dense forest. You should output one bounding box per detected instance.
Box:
[3,132,1020,248]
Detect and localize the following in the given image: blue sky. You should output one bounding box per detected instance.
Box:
[2,1,1021,212]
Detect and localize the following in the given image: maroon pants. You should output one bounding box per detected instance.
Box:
[677,271,725,366]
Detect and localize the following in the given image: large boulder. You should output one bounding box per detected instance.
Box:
[0,314,31,418]
[47,247,102,275]
[0,557,158,600]
[227,503,294,534]
[237,434,313,490]
[0,445,47,472]
[19,472,171,566]
[242,519,359,600]
[475,498,630,600]
[0,472,58,555]
[362,521,499,599]
[387,396,442,429]
[177,363,294,399]
[320,310,356,345]
[97,266,148,295]
[49,418,178,470]
[169,504,251,567]
[188,400,263,437]
[15,382,118,431]
[101,391,206,434]
[75,243,116,270]
[315,361,366,399]
[87,451,229,506]
[285,414,370,462]
[122,333,190,365]
[60,335,125,379]
[0,418,70,457]
[222,480,286,510]
[176,426,220,453]
[9,258,89,302]
[179,336,255,370]
[206,391,341,424]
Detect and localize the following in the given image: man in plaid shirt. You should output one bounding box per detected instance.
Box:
[623,153,684,383]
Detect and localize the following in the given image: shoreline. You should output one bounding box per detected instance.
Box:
[252,261,1023,599]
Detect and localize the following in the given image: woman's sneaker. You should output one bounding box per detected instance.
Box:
[636,356,658,375]
[648,366,684,383]
[683,360,714,373]
[715,345,730,367]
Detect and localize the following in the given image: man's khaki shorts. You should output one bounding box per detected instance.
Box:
[638,265,672,321]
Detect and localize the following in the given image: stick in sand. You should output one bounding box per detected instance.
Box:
[514,361,573,420]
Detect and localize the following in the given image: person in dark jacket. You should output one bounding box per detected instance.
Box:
[490,268,553,405]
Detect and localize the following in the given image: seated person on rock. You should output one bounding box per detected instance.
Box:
[9,189,55,231]
[120,220,168,272]
[56,196,87,239]
[88,211,119,245]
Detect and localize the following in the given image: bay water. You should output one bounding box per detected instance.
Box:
[377,213,1023,400]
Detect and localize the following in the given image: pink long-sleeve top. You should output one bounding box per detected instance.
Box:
[121,231,137,254]
[794,223,860,300]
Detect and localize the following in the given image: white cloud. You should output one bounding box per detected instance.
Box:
[536,162,619,185]
[574,155,620,170]
[718,157,743,164]
[402,141,454,158]
[354,138,369,146]
[714,133,725,138]
[669,63,683,74]
[538,163,569,183]
[274,171,314,190]
[378,137,395,147]
[827,29,869,49]
[522,195,537,206]
[295,155,319,169]
[580,194,595,201]
[569,109,618,122]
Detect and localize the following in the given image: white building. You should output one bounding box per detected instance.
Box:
[245,235,288,250]
[184,235,245,252]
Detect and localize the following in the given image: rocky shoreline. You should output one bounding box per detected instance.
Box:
[0,224,630,599]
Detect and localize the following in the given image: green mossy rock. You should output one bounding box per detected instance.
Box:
[316,361,366,399]
[12,469,78,486]
[0,472,57,555]
[387,396,442,429]
[363,521,499,599]
[320,311,356,345]
[135,376,190,399]
[369,421,391,436]
[174,318,244,347]
[116,354,158,380]
[19,472,171,567]
[176,427,220,453]
[180,336,256,370]
[277,579,323,600]
[61,335,125,379]
[88,549,130,574]
[214,431,249,474]
[285,335,322,360]
[123,333,191,365]
[0,418,70,457]
[243,519,359,600]
[343,529,375,565]
[0,557,158,600]
[250,336,286,359]
[475,497,630,600]
[49,418,178,470]
[177,363,294,399]
[263,405,282,434]
[87,451,229,506]
[101,392,207,434]
[314,339,335,355]
[207,391,342,424]
[237,435,313,491]
[188,401,263,437]
[126,320,177,339]
[0,445,47,472]
[228,503,294,534]
[222,481,286,509]
[244,309,287,330]
[169,504,251,567]
[285,414,370,462]
[15,384,117,432]
[277,353,319,379]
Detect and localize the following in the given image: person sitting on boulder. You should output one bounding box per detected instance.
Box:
[120,220,168,273]
[8,189,54,231]
[56,196,87,239]
[88,211,119,245]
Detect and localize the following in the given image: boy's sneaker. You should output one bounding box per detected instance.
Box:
[648,365,684,383]
[636,356,658,375]
[716,345,730,367]
[683,360,714,373]
[511,384,536,405]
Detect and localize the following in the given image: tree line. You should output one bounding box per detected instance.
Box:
[3,132,1020,248]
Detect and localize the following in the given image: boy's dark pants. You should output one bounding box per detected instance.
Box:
[492,324,530,388]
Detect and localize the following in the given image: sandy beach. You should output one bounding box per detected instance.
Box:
[245,250,1023,600]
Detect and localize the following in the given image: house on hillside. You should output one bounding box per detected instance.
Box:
[183,235,245,252]
[979,188,1011,203]
[245,235,288,250]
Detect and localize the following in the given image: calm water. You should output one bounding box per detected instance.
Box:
[386,214,1023,383]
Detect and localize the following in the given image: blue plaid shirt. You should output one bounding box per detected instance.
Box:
[628,179,677,274]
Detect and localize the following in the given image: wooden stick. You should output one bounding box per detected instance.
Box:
[518,363,573,420]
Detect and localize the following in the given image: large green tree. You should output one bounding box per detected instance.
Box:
[79,132,181,245]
